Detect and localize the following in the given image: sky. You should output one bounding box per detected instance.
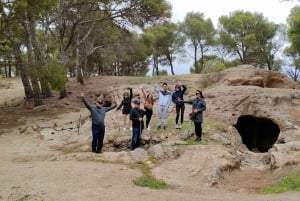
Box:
[155,0,298,75]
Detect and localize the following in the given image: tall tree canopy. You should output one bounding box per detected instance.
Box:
[218,10,279,70]
[0,0,171,106]
[180,12,216,73]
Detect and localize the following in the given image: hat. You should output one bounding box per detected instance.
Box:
[134,99,141,105]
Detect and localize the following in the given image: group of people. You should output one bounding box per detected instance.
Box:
[80,82,206,153]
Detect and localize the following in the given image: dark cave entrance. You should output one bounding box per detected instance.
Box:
[234,115,280,153]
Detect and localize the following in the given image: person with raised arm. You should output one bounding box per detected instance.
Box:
[80,92,117,153]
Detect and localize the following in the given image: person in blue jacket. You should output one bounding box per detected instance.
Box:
[172,83,187,129]
[183,90,206,142]
[80,92,117,153]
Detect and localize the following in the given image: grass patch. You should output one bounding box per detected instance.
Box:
[203,118,228,132]
[127,77,157,85]
[133,163,169,189]
[259,170,300,193]
[183,139,207,145]
[18,194,31,201]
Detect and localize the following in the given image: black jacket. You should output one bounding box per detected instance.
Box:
[130,107,145,129]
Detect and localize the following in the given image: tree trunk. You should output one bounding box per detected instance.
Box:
[8,56,12,77]
[27,4,52,99]
[14,45,34,99]
[76,34,84,84]
[24,7,43,106]
[194,45,199,73]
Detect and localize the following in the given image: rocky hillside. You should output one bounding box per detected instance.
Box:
[0,65,300,200]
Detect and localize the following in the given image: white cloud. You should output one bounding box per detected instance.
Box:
[170,0,297,26]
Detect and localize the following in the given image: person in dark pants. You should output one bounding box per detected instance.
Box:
[129,99,145,150]
[116,87,133,131]
[172,83,187,129]
[80,92,117,153]
[140,85,157,130]
[183,90,206,141]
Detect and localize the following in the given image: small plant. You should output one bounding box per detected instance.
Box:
[259,170,300,193]
[133,163,169,189]
[18,194,31,201]
[183,139,207,145]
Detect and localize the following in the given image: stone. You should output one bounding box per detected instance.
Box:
[130,148,148,163]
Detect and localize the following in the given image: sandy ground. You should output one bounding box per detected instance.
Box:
[1,131,300,201]
[1,77,300,201]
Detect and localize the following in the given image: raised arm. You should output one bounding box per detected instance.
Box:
[105,104,117,112]
[80,92,92,110]
[141,86,147,101]
[116,101,123,110]
[182,85,187,94]
[129,87,133,100]
[154,83,160,94]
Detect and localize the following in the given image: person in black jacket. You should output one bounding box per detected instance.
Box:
[116,87,133,131]
[172,83,187,129]
[129,99,145,150]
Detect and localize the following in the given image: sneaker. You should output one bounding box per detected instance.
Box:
[178,124,182,129]
[175,124,179,129]
[157,126,161,130]
[147,127,151,131]
[195,137,201,142]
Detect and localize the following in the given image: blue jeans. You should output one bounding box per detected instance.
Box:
[92,124,105,153]
[157,105,168,127]
[131,127,142,150]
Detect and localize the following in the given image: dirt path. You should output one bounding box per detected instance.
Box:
[1,128,300,201]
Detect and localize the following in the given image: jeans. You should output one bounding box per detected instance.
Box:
[157,105,168,127]
[131,127,142,150]
[92,124,105,153]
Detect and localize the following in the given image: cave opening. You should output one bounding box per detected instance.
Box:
[234,115,280,153]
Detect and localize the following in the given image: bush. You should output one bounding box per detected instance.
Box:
[46,60,67,91]
[202,59,226,73]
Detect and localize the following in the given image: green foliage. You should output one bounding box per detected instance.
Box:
[159,70,168,76]
[133,163,169,189]
[46,60,67,91]
[218,10,278,68]
[181,11,216,73]
[201,57,226,73]
[259,170,300,193]
[288,6,300,53]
